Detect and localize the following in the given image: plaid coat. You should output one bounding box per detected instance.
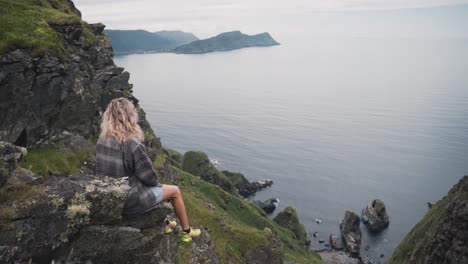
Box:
[96,137,160,215]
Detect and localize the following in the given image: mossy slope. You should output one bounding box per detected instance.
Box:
[174,167,322,263]
[182,151,236,194]
[387,176,468,264]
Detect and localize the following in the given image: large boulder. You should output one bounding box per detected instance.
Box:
[0,174,179,263]
[182,151,236,194]
[361,198,389,232]
[222,170,273,198]
[340,210,362,257]
[273,206,310,247]
[0,141,27,187]
[387,176,468,264]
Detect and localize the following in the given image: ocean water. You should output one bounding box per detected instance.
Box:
[114,18,468,261]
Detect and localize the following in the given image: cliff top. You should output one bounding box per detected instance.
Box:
[0,0,93,55]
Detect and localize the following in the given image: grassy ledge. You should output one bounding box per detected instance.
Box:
[174,167,322,263]
[0,0,94,55]
[19,148,91,177]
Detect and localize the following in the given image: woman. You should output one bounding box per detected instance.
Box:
[95,97,200,242]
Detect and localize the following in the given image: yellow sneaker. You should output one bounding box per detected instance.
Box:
[164,219,178,234]
[181,227,201,242]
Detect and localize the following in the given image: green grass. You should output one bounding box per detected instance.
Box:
[386,177,468,264]
[19,148,91,177]
[273,207,309,246]
[174,168,322,263]
[0,0,95,55]
[182,151,236,193]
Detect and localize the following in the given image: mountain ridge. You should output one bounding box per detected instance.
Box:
[104,29,279,55]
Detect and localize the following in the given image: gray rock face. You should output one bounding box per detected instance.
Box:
[0,174,178,263]
[11,168,43,185]
[0,22,159,151]
[0,141,27,187]
[329,233,344,250]
[340,210,362,257]
[361,199,389,233]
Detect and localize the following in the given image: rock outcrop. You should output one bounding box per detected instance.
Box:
[181,151,236,194]
[0,141,27,187]
[0,171,220,263]
[222,170,273,198]
[361,199,389,232]
[340,210,362,257]
[273,206,310,247]
[0,12,159,153]
[387,176,468,264]
[254,198,279,214]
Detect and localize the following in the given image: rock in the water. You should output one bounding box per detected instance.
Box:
[341,210,362,257]
[273,207,310,247]
[0,141,27,187]
[222,170,273,198]
[254,198,279,214]
[361,199,389,232]
[330,233,344,250]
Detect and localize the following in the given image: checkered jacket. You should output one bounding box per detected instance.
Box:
[96,137,160,215]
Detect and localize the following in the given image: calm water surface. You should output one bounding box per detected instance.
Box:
[115,34,468,260]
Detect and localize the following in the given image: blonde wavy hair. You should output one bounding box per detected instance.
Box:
[99,97,144,143]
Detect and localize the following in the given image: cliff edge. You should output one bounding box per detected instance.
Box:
[387,176,468,264]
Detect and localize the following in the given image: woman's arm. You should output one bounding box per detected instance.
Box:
[132,143,159,186]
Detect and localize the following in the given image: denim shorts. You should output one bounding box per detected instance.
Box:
[150,184,164,204]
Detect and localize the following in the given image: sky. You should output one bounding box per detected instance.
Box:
[73,0,468,39]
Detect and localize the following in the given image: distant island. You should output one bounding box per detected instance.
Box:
[105,30,279,55]
[174,31,280,54]
[104,30,199,54]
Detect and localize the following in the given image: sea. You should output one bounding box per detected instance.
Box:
[114,7,468,261]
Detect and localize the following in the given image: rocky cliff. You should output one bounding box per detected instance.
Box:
[0,0,158,153]
[0,1,322,263]
[386,176,468,264]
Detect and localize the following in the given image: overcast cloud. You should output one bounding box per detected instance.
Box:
[73,0,468,38]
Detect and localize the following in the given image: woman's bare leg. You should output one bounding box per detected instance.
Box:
[161,184,189,230]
